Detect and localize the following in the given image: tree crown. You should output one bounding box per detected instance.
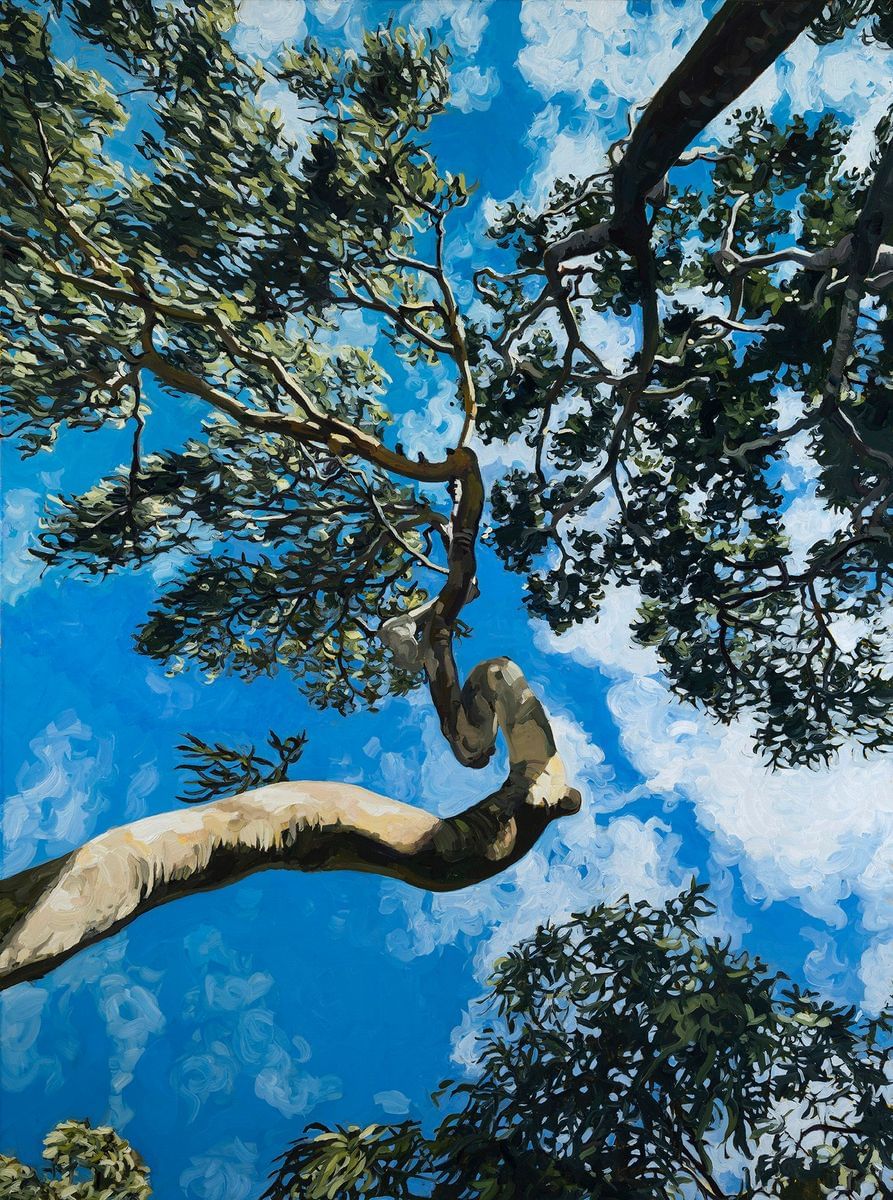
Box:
[3,1,892,765]
[266,887,893,1199]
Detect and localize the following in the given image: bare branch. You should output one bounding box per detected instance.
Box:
[0,657,582,991]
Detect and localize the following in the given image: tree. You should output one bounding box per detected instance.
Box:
[1,0,891,987]
[264,888,893,1199]
[0,1119,150,1198]
[6,893,889,1198]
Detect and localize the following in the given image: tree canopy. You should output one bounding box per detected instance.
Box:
[267,888,893,1199]
[0,1119,151,1199]
[1,0,892,984]
[5,890,890,1199]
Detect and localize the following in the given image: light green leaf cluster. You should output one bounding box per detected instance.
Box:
[0,1119,150,1199]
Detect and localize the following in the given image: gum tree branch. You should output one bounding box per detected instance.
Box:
[0,659,582,990]
[0,90,588,995]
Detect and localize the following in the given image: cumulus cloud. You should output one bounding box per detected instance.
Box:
[402,0,493,55]
[2,712,114,875]
[608,675,893,934]
[257,79,324,156]
[235,0,306,57]
[532,583,893,1014]
[398,374,463,464]
[2,488,44,606]
[307,0,352,27]
[445,811,698,1069]
[518,0,700,119]
[534,584,660,680]
[859,939,893,1015]
[372,687,734,1063]
[782,486,850,572]
[735,21,892,168]
[450,65,500,114]
[518,0,890,202]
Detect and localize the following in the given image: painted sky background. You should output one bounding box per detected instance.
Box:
[2,1,893,1196]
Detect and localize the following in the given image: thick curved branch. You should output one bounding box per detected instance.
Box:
[0,658,581,991]
[611,0,825,237]
[544,0,824,282]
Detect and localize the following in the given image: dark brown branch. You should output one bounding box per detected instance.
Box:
[611,0,825,237]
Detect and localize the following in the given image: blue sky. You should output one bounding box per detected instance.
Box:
[2,2,893,1196]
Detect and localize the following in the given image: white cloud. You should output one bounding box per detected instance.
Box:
[398,374,463,463]
[2,488,44,605]
[307,0,352,26]
[531,551,893,1014]
[859,938,893,1015]
[802,926,853,1002]
[316,304,382,352]
[258,79,323,155]
[518,0,701,117]
[775,387,820,490]
[96,966,166,1127]
[735,22,892,168]
[450,65,500,114]
[235,0,307,57]
[782,486,850,573]
[534,583,660,680]
[374,689,721,1063]
[605,673,893,1010]
[181,1139,260,1200]
[172,925,341,1121]
[446,811,695,1069]
[518,1,890,208]
[124,761,159,820]
[403,0,493,55]
[2,712,114,875]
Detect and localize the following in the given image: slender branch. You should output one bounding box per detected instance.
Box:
[338,273,452,355]
[431,211,477,448]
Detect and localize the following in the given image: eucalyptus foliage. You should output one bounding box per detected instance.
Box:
[476,95,893,765]
[176,727,307,803]
[2,0,892,767]
[265,888,893,1200]
[2,0,465,715]
[0,1119,150,1199]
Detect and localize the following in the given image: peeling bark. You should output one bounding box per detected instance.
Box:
[0,654,581,990]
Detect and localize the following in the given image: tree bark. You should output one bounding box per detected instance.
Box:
[611,0,826,243]
[0,655,581,990]
[546,0,826,272]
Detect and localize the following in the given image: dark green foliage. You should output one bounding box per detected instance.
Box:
[0,1118,150,1198]
[266,888,893,1199]
[263,1124,433,1200]
[3,0,892,766]
[176,728,307,803]
[477,105,893,764]
[2,0,467,714]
